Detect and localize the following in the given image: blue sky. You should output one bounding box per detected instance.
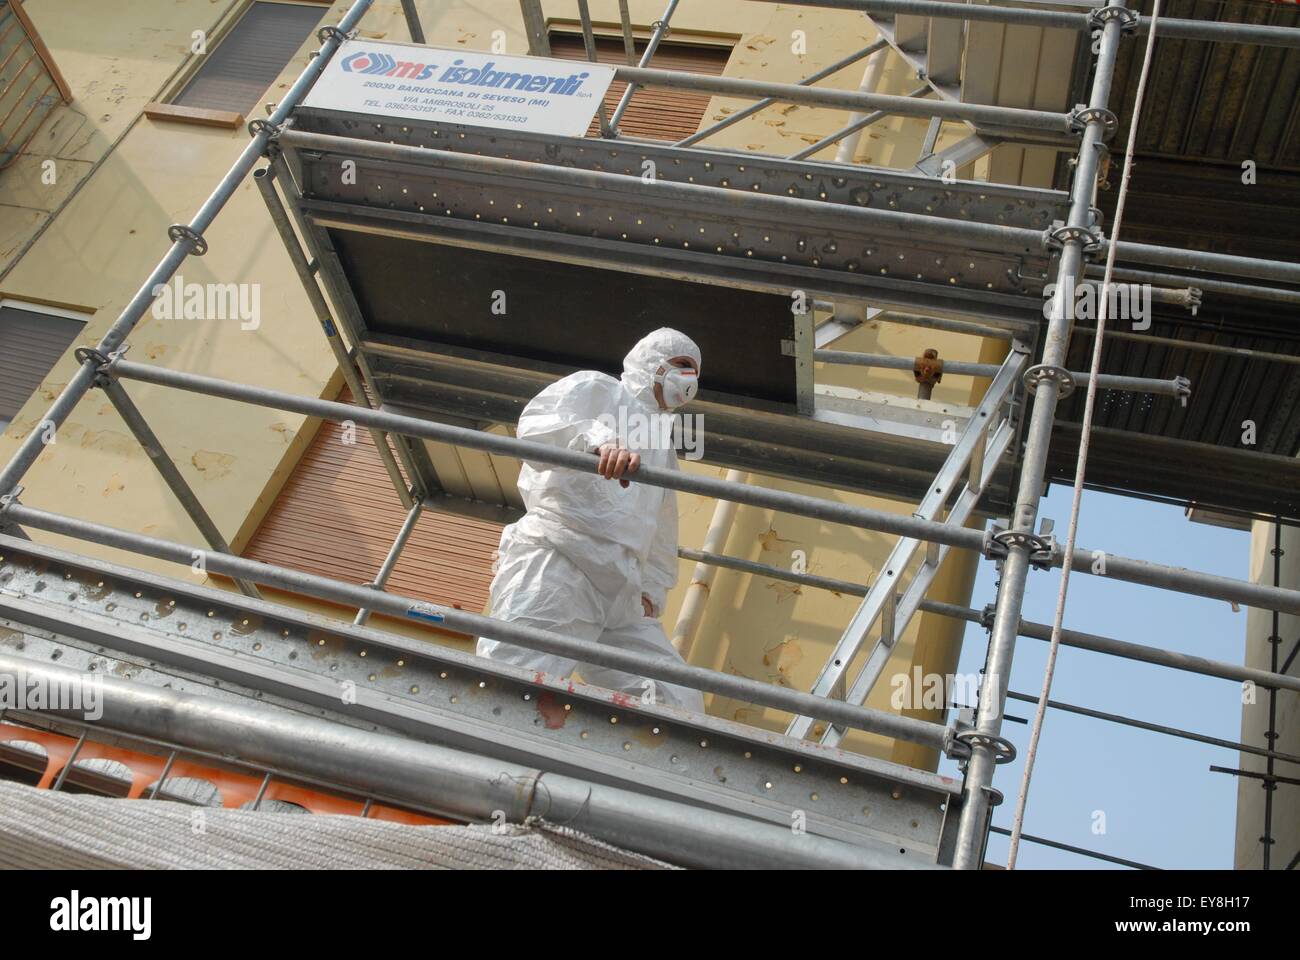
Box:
[937,484,1252,869]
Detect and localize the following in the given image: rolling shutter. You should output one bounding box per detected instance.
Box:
[243,389,502,620]
[548,33,732,142]
[174,2,325,116]
[0,305,85,431]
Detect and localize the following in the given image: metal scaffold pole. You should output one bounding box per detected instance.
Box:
[608,0,680,134]
[949,0,1129,871]
[400,0,425,44]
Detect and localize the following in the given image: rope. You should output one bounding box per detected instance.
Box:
[1005,0,1164,870]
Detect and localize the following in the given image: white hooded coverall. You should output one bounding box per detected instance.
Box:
[476,328,705,712]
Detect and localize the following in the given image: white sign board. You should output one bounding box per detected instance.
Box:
[302,41,616,138]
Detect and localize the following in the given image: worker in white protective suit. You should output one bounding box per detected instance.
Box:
[476,328,705,713]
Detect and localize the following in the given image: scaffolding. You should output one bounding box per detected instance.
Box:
[0,0,1298,869]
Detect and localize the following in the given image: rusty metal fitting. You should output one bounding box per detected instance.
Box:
[913,348,944,400]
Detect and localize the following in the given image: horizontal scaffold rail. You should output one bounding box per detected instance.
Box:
[0,504,959,755]
[280,129,1045,252]
[279,126,1300,289]
[279,114,1063,325]
[677,549,1300,694]
[607,65,1074,135]
[814,349,1191,399]
[42,356,1300,619]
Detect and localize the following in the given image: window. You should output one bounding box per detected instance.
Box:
[242,388,502,622]
[172,1,326,117]
[548,32,733,142]
[0,301,88,433]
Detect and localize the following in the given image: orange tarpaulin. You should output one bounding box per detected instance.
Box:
[0,722,448,825]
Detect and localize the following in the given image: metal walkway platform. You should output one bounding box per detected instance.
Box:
[0,534,976,866]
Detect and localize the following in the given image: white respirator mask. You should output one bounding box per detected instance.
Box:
[656,365,699,409]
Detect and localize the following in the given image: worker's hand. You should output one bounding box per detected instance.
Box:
[642,595,654,617]
[596,442,640,488]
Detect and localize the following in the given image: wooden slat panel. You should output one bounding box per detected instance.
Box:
[549,34,731,142]
[244,389,501,615]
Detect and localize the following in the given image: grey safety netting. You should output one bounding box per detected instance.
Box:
[0,778,676,870]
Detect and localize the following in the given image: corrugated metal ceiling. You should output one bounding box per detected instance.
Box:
[1050,0,1300,519]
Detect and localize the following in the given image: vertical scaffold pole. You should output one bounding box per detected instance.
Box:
[950,0,1130,870]
[400,0,425,44]
[608,0,681,133]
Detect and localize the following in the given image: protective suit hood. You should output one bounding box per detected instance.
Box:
[620,328,702,410]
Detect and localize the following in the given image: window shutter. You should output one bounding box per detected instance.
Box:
[174,2,325,116]
[243,389,502,621]
[548,34,732,142]
[0,305,85,429]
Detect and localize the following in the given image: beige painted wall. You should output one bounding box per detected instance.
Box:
[1235,519,1300,869]
[0,0,259,271]
[0,0,1068,768]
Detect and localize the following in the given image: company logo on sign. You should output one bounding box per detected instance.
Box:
[341,51,436,79]
[340,51,592,95]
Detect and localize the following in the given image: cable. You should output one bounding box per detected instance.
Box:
[1005,0,1164,869]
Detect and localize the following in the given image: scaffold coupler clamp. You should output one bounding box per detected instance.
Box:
[315,25,358,47]
[982,520,1059,571]
[1173,375,1192,407]
[955,728,1017,766]
[1043,219,1104,256]
[1069,103,1120,141]
[167,223,208,257]
[74,345,128,388]
[248,117,286,153]
[942,721,972,762]
[0,485,22,523]
[1023,362,1076,400]
[1088,5,1139,35]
